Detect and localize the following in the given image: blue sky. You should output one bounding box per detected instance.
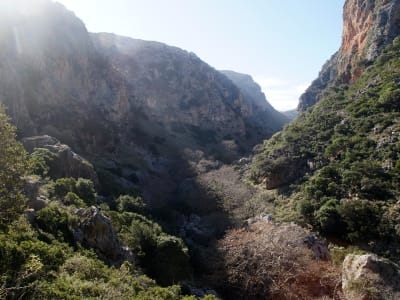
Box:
[56,0,344,111]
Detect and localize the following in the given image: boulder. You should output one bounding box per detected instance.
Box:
[302,235,331,260]
[73,206,132,266]
[342,254,400,300]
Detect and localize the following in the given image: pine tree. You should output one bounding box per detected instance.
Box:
[0,105,29,226]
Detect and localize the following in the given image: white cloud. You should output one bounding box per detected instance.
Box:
[254,77,310,111]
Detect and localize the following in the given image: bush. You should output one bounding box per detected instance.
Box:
[108,211,192,285]
[314,198,343,235]
[75,178,96,206]
[63,192,87,208]
[29,148,57,177]
[150,235,191,286]
[34,204,75,245]
[116,195,145,214]
[338,199,383,242]
[53,178,76,199]
[50,178,96,206]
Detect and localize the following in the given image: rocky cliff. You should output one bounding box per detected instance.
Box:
[299,0,400,111]
[0,0,288,204]
[220,70,288,137]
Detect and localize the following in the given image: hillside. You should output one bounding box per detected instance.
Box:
[0,0,287,208]
[2,0,400,299]
[250,0,400,261]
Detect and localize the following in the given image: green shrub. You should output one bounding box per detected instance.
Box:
[50,178,96,206]
[34,204,75,245]
[63,192,87,208]
[53,178,77,199]
[29,148,57,177]
[75,178,96,206]
[338,199,383,242]
[116,194,145,214]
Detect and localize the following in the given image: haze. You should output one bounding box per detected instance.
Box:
[56,0,344,111]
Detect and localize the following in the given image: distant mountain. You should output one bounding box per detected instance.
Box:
[220,70,288,132]
[281,109,298,121]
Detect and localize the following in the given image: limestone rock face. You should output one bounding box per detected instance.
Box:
[22,135,98,184]
[0,0,288,204]
[342,254,400,300]
[298,52,339,111]
[339,0,400,75]
[299,0,400,111]
[73,206,131,266]
[220,70,288,143]
[91,33,287,149]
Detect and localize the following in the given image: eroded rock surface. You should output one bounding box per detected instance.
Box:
[342,254,400,300]
[73,206,132,266]
[299,0,400,111]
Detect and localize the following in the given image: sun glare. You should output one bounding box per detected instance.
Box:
[0,0,48,16]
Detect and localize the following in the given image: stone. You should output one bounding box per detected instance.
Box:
[73,206,132,266]
[302,235,331,260]
[342,254,400,300]
[21,135,59,152]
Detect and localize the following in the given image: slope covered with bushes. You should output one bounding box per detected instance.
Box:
[0,105,217,299]
[249,37,400,258]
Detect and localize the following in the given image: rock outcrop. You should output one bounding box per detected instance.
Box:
[22,135,98,184]
[299,0,400,111]
[342,254,400,300]
[73,206,132,266]
[298,52,339,111]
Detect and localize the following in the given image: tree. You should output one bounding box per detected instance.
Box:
[116,195,145,214]
[0,105,30,226]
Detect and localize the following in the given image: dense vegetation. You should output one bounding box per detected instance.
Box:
[0,105,216,299]
[249,37,400,259]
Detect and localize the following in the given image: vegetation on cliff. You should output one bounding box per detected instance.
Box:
[250,37,400,259]
[0,105,216,299]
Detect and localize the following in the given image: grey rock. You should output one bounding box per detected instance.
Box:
[220,70,289,141]
[73,206,132,266]
[342,254,400,300]
[22,135,99,185]
[21,135,58,152]
[303,235,331,260]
